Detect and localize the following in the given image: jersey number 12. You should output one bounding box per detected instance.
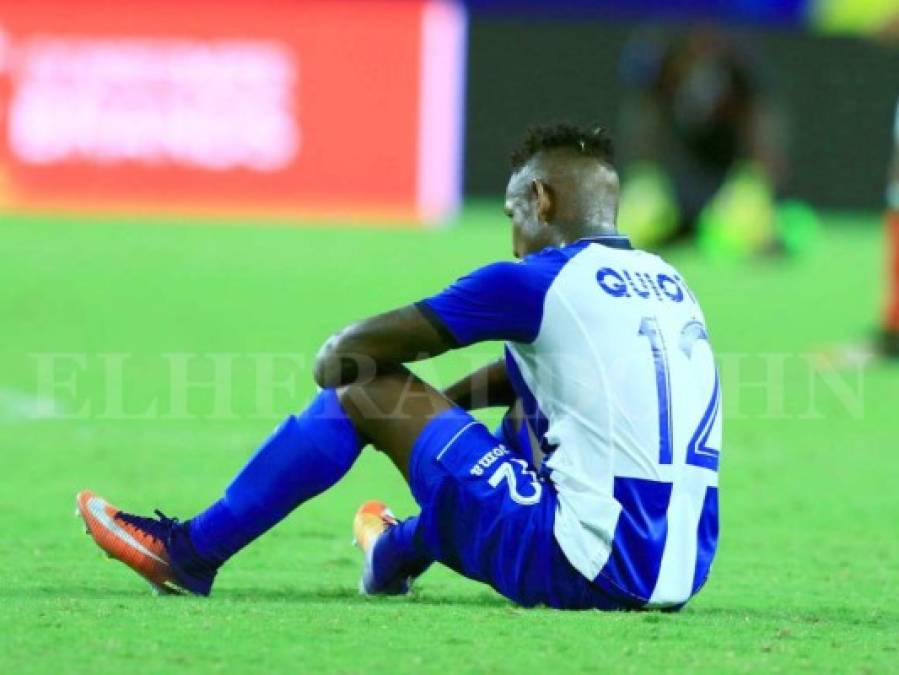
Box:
[639,316,721,472]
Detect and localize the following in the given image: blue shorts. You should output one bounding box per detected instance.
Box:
[408,408,627,610]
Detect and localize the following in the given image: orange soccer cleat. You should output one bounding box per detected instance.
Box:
[352,500,412,596]
[75,490,215,596]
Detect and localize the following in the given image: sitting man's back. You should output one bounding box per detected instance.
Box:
[507,237,721,607]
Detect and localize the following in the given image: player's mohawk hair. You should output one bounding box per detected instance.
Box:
[510,123,615,170]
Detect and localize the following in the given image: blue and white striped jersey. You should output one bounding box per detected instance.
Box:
[420,235,721,607]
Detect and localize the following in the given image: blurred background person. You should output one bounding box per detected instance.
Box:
[616,26,816,257]
[828,8,899,363]
[883,97,898,357]
[876,13,899,358]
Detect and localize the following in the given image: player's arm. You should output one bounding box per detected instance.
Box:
[442,358,516,411]
[316,258,548,392]
[314,305,453,389]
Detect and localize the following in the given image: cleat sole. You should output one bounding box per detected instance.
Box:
[148,580,183,596]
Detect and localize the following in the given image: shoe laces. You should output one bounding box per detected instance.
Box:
[116,509,180,544]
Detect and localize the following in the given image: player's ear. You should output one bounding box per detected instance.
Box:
[532,179,554,225]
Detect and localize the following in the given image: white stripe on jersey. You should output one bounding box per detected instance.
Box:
[509,241,722,606]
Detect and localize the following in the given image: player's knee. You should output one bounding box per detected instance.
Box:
[313,334,380,389]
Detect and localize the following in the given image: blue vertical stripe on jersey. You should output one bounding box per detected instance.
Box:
[596,477,673,601]
[496,411,531,459]
[504,347,550,446]
[685,373,721,471]
[692,486,719,594]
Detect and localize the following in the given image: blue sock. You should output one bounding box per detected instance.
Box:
[372,516,432,584]
[188,389,363,567]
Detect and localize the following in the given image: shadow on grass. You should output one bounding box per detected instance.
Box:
[15,585,891,626]
[0,584,512,610]
[221,586,513,609]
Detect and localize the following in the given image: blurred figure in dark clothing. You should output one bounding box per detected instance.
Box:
[617,27,811,256]
[876,15,899,357]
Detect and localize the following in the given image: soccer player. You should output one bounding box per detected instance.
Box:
[77,124,722,610]
[881,97,899,357]
[617,27,788,252]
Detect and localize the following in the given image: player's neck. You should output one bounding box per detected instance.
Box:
[562,222,618,245]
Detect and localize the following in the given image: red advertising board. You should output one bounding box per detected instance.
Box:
[0,0,466,225]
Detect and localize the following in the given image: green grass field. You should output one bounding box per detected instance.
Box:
[1,207,896,674]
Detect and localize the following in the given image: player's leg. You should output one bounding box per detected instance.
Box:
[331,369,458,594]
[78,387,368,595]
[77,363,463,596]
[339,367,534,600]
[338,369,626,609]
[344,386,536,595]
[350,396,549,596]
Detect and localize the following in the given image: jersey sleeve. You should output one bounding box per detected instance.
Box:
[415,258,556,347]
